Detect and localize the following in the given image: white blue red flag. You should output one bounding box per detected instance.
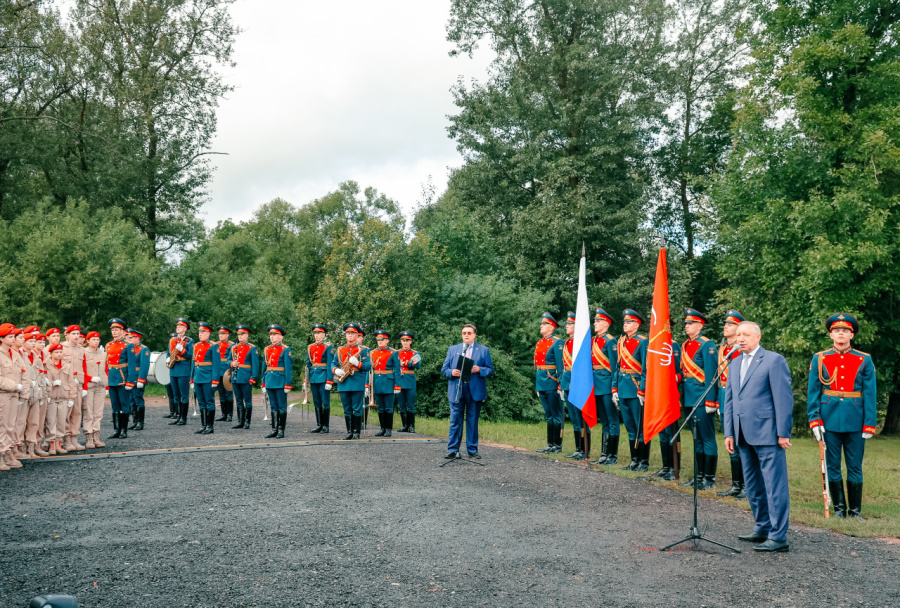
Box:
[568,248,597,427]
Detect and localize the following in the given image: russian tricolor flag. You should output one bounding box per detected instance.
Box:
[568,249,597,428]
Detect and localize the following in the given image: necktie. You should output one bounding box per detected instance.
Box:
[741,353,752,386]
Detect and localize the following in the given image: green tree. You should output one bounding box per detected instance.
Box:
[710,0,900,433]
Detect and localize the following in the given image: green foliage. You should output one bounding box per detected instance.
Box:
[709,0,900,431]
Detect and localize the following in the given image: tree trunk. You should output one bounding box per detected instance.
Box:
[883,390,900,435]
[146,111,158,258]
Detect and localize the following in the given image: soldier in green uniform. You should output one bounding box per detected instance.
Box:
[680,308,720,489]
[807,313,877,519]
[614,310,649,471]
[534,313,565,454]
[717,310,747,498]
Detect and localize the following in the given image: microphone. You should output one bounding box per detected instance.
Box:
[724,343,740,358]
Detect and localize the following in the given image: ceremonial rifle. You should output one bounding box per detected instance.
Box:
[819,438,832,518]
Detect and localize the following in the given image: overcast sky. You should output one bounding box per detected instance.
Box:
[205,0,493,227]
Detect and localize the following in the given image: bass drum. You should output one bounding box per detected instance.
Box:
[148,351,171,385]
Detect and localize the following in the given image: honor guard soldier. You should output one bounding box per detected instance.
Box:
[332,323,371,440]
[589,309,619,465]
[306,324,334,434]
[106,319,136,439]
[397,331,421,433]
[535,313,565,454]
[262,324,292,438]
[215,326,235,422]
[807,313,877,519]
[717,310,747,498]
[651,327,683,481]
[168,319,194,426]
[191,322,221,435]
[163,332,178,419]
[370,330,401,437]
[230,325,259,430]
[561,312,589,460]
[681,308,720,489]
[126,330,151,431]
[83,331,107,448]
[614,309,649,471]
[61,325,88,451]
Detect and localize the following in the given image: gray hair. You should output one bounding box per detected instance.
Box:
[737,321,761,336]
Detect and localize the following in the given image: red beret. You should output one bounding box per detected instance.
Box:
[86,331,101,340]
[65,325,82,334]
[48,344,63,352]
[45,328,61,336]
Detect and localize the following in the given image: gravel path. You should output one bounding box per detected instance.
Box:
[1,401,898,607]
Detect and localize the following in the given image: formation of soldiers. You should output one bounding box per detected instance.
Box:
[535,308,878,519]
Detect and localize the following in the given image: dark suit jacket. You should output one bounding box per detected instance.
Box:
[441,342,494,402]
[722,347,793,445]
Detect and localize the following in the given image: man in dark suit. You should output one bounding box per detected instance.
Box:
[441,324,494,459]
[723,321,793,552]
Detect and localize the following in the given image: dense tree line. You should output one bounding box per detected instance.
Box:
[2,0,898,431]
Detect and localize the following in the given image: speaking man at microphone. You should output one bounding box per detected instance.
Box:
[722,321,793,552]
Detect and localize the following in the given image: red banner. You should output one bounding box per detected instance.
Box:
[643,248,681,442]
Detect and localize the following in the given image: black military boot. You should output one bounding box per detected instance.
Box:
[682,452,703,486]
[662,444,678,481]
[276,412,286,439]
[128,410,139,430]
[225,400,234,422]
[829,480,847,517]
[604,434,619,465]
[118,413,129,438]
[636,440,650,472]
[201,413,215,435]
[320,407,329,433]
[109,412,122,438]
[590,431,609,465]
[169,402,182,424]
[536,424,554,453]
[135,408,145,430]
[215,403,227,422]
[164,397,176,418]
[718,459,744,496]
[269,408,276,429]
[342,416,353,440]
[384,412,393,438]
[195,410,207,434]
[565,433,583,459]
[233,407,245,429]
[651,442,671,477]
[351,415,362,439]
[407,412,415,434]
[847,481,864,519]
[310,407,323,433]
[375,412,387,437]
[698,454,717,490]
[244,407,252,430]
[549,424,563,454]
[399,411,409,432]
[265,412,279,438]
[622,441,638,470]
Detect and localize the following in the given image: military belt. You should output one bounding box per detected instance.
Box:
[564,365,572,371]
[374,370,393,375]
[592,365,609,370]
[536,365,556,370]
[401,370,416,375]
[311,363,327,367]
[237,364,251,369]
[108,363,127,369]
[622,369,640,374]
[823,389,861,398]
[267,367,285,371]
[195,362,211,367]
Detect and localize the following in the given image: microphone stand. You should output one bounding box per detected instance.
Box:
[660,346,740,553]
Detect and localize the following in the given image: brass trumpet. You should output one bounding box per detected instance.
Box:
[335,354,356,383]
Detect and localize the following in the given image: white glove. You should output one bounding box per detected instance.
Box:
[349,356,359,366]
[91,376,100,383]
[67,400,74,407]
[16,383,22,392]
[18,400,24,406]
[137,382,144,389]
[333,368,345,378]
[82,389,88,397]
[125,385,133,391]
[812,426,825,442]
[31,380,36,387]
[105,390,110,397]
[638,395,645,406]
[705,406,718,415]
[394,388,401,395]
[612,393,619,406]
[165,357,171,366]
[324,383,332,392]
[53,380,62,386]
[862,432,873,439]
[175,343,185,352]
[284,388,290,393]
